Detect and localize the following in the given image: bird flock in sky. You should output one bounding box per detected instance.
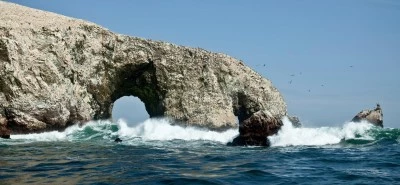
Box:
[254,64,355,94]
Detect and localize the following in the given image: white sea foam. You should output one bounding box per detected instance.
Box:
[8,118,238,144]
[269,117,374,147]
[11,130,68,141]
[10,120,116,142]
[117,118,239,144]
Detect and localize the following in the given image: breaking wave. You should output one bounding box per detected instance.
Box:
[117,118,238,143]
[4,117,399,147]
[269,117,399,147]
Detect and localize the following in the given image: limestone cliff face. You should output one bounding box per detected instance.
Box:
[0,2,287,134]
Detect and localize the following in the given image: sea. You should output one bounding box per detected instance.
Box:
[1,117,399,185]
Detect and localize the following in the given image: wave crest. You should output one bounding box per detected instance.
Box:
[5,117,398,147]
[117,118,238,144]
[269,117,375,147]
[7,118,238,144]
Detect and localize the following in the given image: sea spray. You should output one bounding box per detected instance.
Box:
[3,119,399,185]
[7,117,394,147]
[117,118,238,144]
[269,117,374,147]
[9,120,118,142]
[8,118,239,144]
[10,130,68,142]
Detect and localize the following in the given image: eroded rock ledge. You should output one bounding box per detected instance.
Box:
[0,2,287,141]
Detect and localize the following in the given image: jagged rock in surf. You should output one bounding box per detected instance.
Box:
[288,116,301,128]
[228,110,283,146]
[0,1,287,141]
[352,104,383,127]
[114,137,122,143]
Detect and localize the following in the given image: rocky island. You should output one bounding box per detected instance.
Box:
[0,1,288,145]
[352,104,383,127]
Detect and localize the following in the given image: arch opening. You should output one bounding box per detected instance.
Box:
[111,96,149,125]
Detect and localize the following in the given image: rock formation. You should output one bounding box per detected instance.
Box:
[288,116,301,128]
[228,110,282,146]
[352,104,383,127]
[0,1,287,141]
[114,137,122,143]
[0,113,10,138]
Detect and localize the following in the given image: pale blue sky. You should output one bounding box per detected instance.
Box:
[8,0,400,127]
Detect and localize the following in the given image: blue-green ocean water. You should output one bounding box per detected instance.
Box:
[1,118,399,184]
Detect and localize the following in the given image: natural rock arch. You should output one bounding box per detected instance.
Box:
[0,2,287,140]
[111,96,149,123]
[95,59,164,120]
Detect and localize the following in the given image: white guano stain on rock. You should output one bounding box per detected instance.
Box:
[0,1,287,134]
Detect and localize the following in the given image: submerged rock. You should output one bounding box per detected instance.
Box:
[0,2,287,138]
[114,137,122,143]
[352,104,383,127]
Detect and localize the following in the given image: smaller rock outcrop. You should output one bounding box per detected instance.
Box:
[288,116,302,128]
[114,137,122,143]
[228,110,283,146]
[352,104,383,127]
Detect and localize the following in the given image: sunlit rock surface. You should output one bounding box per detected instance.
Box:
[0,2,287,137]
[352,104,383,127]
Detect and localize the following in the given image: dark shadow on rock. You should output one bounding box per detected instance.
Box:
[0,114,10,139]
[227,135,271,146]
[0,125,10,139]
